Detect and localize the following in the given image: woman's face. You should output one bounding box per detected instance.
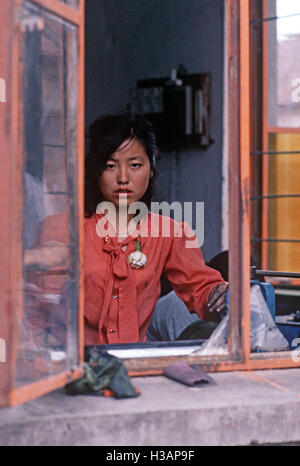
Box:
[98,137,153,210]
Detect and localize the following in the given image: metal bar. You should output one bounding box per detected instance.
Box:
[251,238,300,243]
[256,270,300,278]
[250,12,300,24]
[27,0,81,25]
[251,194,300,200]
[251,150,300,155]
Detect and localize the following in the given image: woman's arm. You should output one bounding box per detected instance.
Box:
[24,241,70,269]
[163,220,227,322]
[24,213,70,269]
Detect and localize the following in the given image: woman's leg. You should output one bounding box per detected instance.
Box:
[146,291,200,341]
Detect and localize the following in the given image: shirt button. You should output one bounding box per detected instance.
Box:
[109,329,116,334]
[112,295,118,299]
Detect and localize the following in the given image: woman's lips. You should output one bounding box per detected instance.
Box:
[114,192,133,199]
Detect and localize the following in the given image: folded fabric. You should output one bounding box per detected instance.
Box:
[164,360,216,387]
[65,348,139,398]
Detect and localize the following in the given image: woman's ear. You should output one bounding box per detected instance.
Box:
[150,169,153,178]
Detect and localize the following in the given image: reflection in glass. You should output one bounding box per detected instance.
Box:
[268,0,300,127]
[57,0,78,9]
[17,1,79,386]
[249,2,300,355]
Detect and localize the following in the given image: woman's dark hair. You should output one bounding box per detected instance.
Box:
[84,112,159,217]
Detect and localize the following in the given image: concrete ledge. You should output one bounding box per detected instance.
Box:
[1,368,300,445]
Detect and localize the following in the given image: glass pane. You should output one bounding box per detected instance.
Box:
[249,5,300,356]
[267,0,300,127]
[17,1,79,386]
[276,0,300,19]
[266,133,300,273]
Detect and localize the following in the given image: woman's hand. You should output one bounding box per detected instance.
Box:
[207,282,228,314]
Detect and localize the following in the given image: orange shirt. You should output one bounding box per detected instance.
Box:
[84,212,224,344]
[36,212,224,345]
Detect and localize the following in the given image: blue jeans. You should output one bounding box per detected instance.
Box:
[146,291,200,341]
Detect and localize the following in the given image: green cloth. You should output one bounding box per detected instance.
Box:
[65,348,138,398]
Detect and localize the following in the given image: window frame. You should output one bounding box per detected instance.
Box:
[260,0,300,281]
[123,0,300,376]
[1,0,300,409]
[0,0,85,408]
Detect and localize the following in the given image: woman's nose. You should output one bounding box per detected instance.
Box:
[117,166,129,184]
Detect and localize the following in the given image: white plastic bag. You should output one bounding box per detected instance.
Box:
[193,284,289,356]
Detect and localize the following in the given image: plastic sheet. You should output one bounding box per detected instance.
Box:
[193,284,289,356]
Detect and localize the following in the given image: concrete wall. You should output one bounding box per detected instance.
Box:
[85,0,225,261]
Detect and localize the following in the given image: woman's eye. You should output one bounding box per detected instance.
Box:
[131,163,142,168]
[105,163,115,170]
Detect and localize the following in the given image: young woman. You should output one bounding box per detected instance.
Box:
[83,113,228,345]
